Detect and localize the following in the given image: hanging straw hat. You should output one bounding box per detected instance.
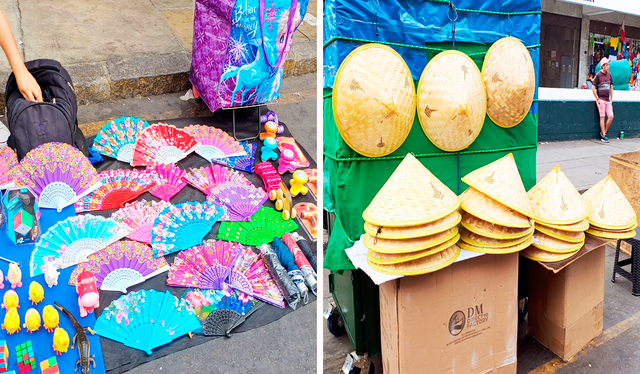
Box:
[367,235,459,265]
[482,37,536,128]
[461,153,534,217]
[363,227,458,254]
[460,187,532,228]
[367,245,461,276]
[363,153,459,227]
[458,235,533,254]
[581,175,637,230]
[416,50,486,152]
[521,245,579,263]
[532,231,584,254]
[333,44,416,157]
[527,165,588,225]
[460,211,534,240]
[585,227,637,240]
[537,219,589,233]
[364,211,461,240]
[534,224,585,243]
[459,228,531,248]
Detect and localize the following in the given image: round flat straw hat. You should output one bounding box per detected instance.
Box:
[363,227,458,254]
[581,175,637,230]
[460,187,532,228]
[364,211,461,240]
[589,219,637,232]
[521,245,579,263]
[333,44,416,157]
[586,227,637,240]
[532,231,584,254]
[482,37,536,128]
[459,228,531,248]
[458,235,533,254]
[367,234,459,265]
[527,165,588,225]
[416,50,486,151]
[538,219,589,233]
[367,245,461,276]
[363,153,459,227]
[534,224,585,243]
[461,211,534,240]
[462,153,534,217]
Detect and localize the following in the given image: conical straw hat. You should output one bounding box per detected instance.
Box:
[364,211,461,240]
[482,37,536,128]
[367,234,459,265]
[538,219,589,233]
[458,235,533,254]
[534,224,585,243]
[461,211,534,240]
[333,44,416,157]
[521,245,579,263]
[363,154,459,227]
[527,165,588,225]
[460,187,532,228]
[363,227,458,254]
[532,231,584,254]
[586,227,637,240]
[416,50,486,152]
[459,228,531,248]
[367,245,461,276]
[581,175,637,230]
[589,219,637,232]
[462,153,533,217]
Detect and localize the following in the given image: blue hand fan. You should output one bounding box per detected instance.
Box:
[94,289,201,355]
[211,141,257,173]
[151,201,224,258]
[182,288,260,336]
[92,116,150,163]
[30,214,131,276]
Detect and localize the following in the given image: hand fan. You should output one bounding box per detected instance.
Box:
[30,214,131,276]
[0,147,18,189]
[207,181,268,221]
[74,169,156,212]
[130,123,199,167]
[92,116,150,163]
[228,247,285,308]
[111,200,172,244]
[184,125,246,161]
[151,201,225,257]
[211,141,257,173]
[94,289,201,355]
[69,240,169,292]
[18,143,102,212]
[148,164,187,201]
[217,206,299,246]
[166,240,244,289]
[182,164,251,195]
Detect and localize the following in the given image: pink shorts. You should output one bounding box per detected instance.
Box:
[597,99,613,117]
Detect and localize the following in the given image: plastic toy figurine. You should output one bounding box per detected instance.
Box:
[2,308,20,335]
[43,262,60,288]
[277,149,297,174]
[52,327,69,355]
[27,282,44,305]
[42,305,59,332]
[289,170,309,197]
[22,309,41,333]
[260,138,279,161]
[259,120,279,140]
[75,271,99,317]
[0,269,4,290]
[259,110,284,139]
[6,263,21,289]
[54,302,96,372]
[1,290,18,310]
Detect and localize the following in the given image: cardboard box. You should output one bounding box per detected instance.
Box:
[610,152,640,219]
[379,253,518,374]
[527,236,607,361]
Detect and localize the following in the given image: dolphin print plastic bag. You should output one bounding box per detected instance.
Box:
[190,0,308,112]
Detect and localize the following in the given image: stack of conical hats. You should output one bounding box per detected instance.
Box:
[458,153,534,254]
[521,165,589,263]
[581,175,637,240]
[363,154,461,275]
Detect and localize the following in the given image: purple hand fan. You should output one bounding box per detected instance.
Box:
[207,181,268,221]
[111,200,172,244]
[167,240,244,289]
[148,164,188,201]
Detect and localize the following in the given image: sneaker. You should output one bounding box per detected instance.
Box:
[601,135,609,143]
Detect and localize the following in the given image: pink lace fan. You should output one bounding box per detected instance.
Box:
[148,164,187,201]
[111,200,172,244]
[207,181,268,221]
[184,125,246,161]
[182,164,251,195]
[131,123,199,167]
[228,247,285,308]
[0,147,19,189]
[166,240,244,289]
[74,169,156,213]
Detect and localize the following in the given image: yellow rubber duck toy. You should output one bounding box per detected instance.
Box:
[53,327,70,355]
[23,308,41,333]
[2,307,20,334]
[28,281,44,305]
[43,305,60,332]
[1,290,19,310]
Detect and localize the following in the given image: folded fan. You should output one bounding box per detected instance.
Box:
[211,141,257,173]
[75,169,156,212]
[0,147,19,189]
[182,288,260,336]
[167,240,244,289]
[148,164,187,201]
[217,206,299,246]
[207,181,268,221]
[228,247,285,308]
[30,214,131,276]
[184,125,246,161]
[92,116,150,163]
[111,200,172,244]
[182,164,251,195]
[131,123,199,167]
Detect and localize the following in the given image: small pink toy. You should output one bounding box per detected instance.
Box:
[278,149,297,174]
[6,263,22,289]
[0,269,4,289]
[75,270,99,317]
[1,289,19,309]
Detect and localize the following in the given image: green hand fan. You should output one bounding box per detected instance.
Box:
[217,206,298,245]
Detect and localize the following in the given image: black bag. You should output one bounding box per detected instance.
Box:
[5,59,88,160]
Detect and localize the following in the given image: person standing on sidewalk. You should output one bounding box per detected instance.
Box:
[592,57,613,143]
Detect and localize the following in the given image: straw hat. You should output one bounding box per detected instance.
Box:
[521,245,579,263]
[537,219,589,233]
[363,227,458,254]
[416,50,486,151]
[589,219,637,231]
[367,245,461,276]
[585,227,637,240]
[461,211,534,239]
[364,211,461,239]
[534,224,585,243]
[581,175,637,230]
[363,153,459,227]
[459,228,531,248]
[333,44,416,157]
[458,235,533,254]
[527,165,588,225]
[367,235,459,265]
[482,37,535,128]
[532,231,584,254]
[460,187,532,228]
[461,153,533,217]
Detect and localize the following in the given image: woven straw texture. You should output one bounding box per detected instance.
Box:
[460,228,531,248]
[521,245,579,263]
[534,224,585,243]
[527,165,588,225]
[586,227,637,240]
[461,211,533,239]
[333,44,416,157]
[363,227,458,254]
[482,37,535,128]
[582,175,637,230]
[416,50,486,152]
[532,231,584,254]
[363,154,459,227]
[589,219,637,231]
[367,245,460,276]
[367,234,459,265]
[538,219,589,233]
[460,187,532,228]
[458,235,533,254]
[462,153,533,217]
[364,211,461,239]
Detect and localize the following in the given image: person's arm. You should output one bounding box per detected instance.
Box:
[0,10,41,102]
[610,81,613,102]
[592,74,600,103]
